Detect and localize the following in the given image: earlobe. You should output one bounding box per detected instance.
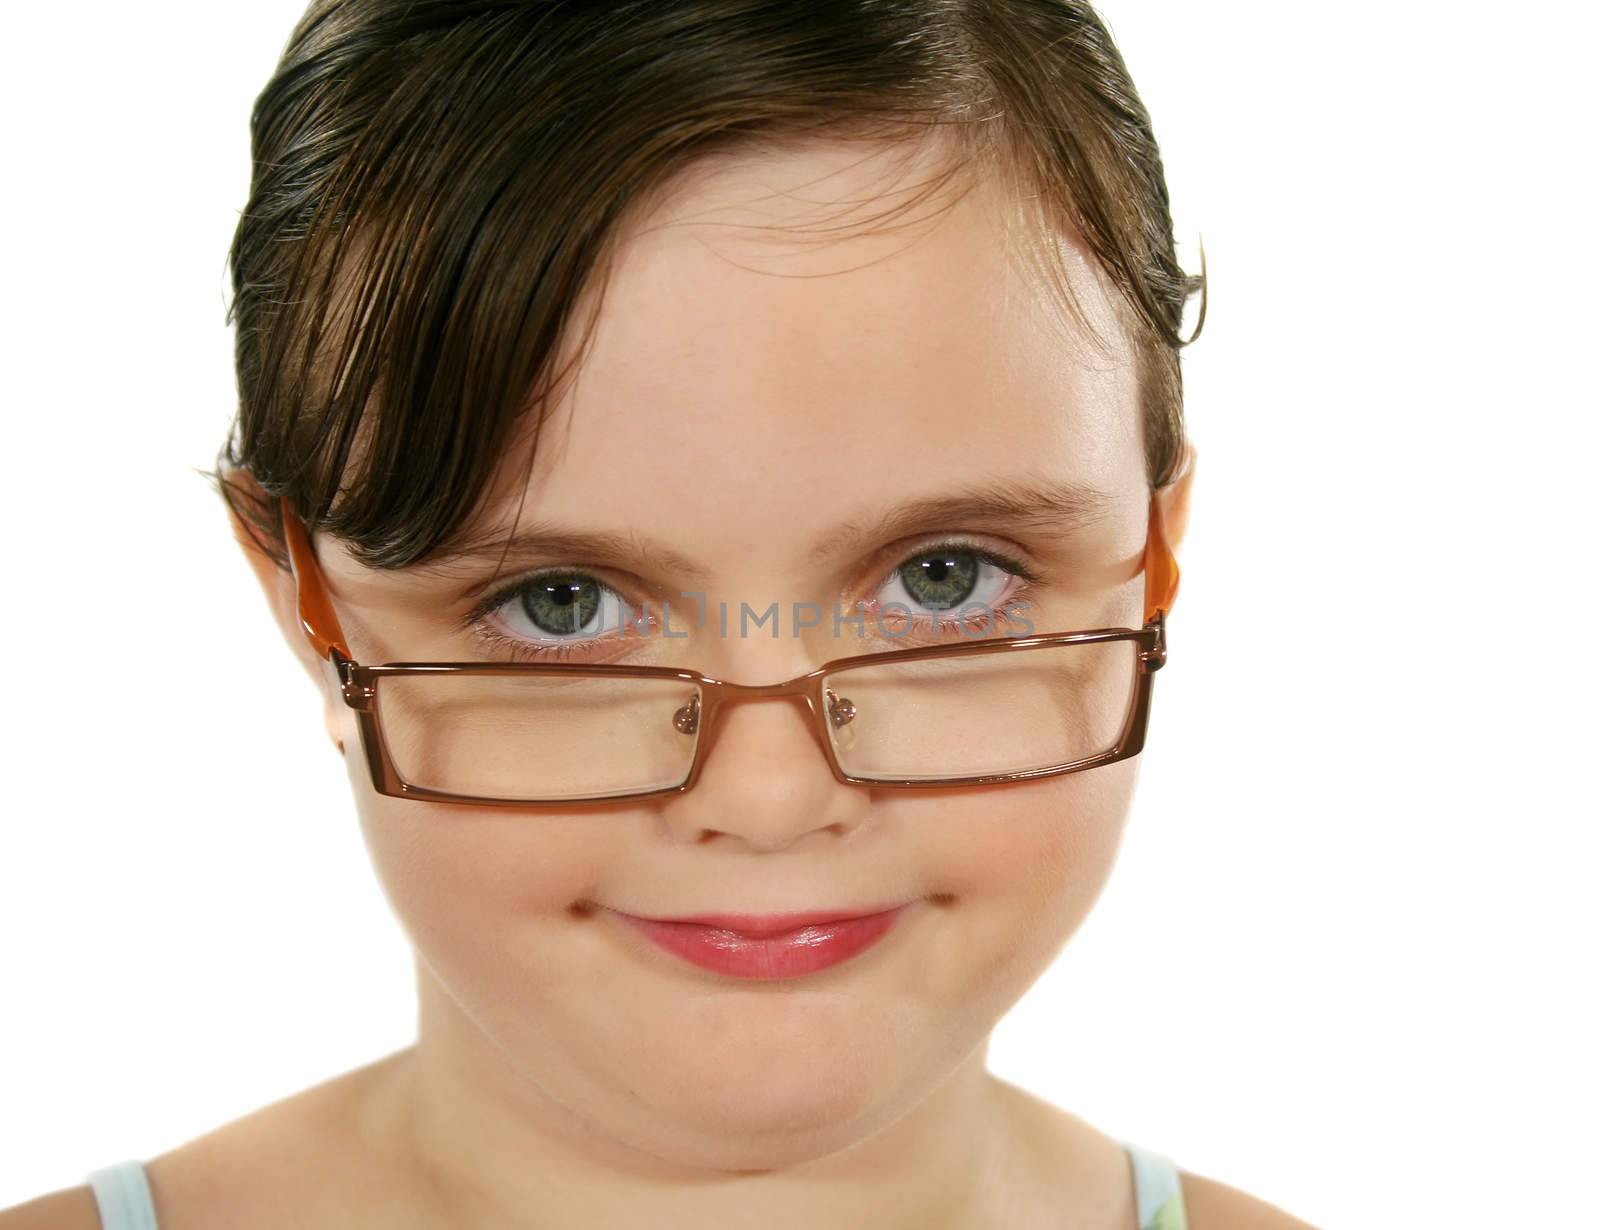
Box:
[225,486,301,653]
[220,469,343,702]
[221,473,353,761]
[1158,439,1197,554]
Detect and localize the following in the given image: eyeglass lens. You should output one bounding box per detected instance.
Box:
[371,637,1137,800]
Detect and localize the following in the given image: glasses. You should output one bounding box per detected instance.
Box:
[279,491,1179,805]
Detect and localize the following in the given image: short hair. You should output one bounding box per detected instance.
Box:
[211,0,1204,571]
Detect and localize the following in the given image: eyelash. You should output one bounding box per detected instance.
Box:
[461,538,1043,663]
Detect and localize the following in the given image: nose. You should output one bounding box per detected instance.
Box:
[658,686,872,852]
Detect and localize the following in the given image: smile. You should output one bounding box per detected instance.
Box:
[605,903,913,979]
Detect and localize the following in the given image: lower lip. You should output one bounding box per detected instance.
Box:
[610,904,912,980]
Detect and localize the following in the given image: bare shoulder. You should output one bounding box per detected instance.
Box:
[0,1184,101,1230]
[0,1047,416,1230]
[146,1047,417,1230]
[993,1074,1322,1230]
[1180,1169,1323,1230]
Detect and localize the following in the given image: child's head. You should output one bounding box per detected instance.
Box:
[216,0,1199,1170]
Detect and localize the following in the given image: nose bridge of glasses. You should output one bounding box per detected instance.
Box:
[695,673,825,736]
[686,677,837,775]
[707,670,823,700]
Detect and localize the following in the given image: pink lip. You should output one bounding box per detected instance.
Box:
[608,903,913,980]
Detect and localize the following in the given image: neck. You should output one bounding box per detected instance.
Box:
[370,963,1035,1230]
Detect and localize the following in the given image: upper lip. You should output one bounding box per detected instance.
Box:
[612,904,909,936]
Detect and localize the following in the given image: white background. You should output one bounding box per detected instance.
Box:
[2,3,1595,1226]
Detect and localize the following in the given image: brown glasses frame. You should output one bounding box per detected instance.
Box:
[278,491,1180,806]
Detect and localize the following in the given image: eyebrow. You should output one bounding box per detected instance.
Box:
[416,476,1120,593]
[802,477,1119,566]
[414,526,714,595]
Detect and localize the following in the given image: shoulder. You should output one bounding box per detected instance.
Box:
[0,1048,414,1230]
[1180,1169,1323,1230]
[145,1048,415,1229]
[0,1183,101,1229]
[987,1077,1322,1230]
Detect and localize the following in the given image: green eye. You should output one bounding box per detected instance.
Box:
[878,543,1034,628]
[896,550,980,611]
[517,573,604,636]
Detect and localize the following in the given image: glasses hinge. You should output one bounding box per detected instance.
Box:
[330,649,376,709]
[1140,609,1169,671]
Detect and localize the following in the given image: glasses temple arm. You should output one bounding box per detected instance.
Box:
[279,494,353,663]
[1142,487,1181,625]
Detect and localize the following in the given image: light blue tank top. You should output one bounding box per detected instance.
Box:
[87,1139,1188,1229]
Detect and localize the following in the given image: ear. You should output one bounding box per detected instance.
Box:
[222,468,349,756]
[1156,438,1196,554]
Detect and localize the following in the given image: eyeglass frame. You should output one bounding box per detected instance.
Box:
[277,489,1180,806]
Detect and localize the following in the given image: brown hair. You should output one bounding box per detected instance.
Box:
[209,0,1204,573]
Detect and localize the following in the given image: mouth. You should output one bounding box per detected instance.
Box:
[603,901,915,980]
[619,905,912,936]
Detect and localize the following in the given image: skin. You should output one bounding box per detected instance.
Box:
[0,135,1314,1229]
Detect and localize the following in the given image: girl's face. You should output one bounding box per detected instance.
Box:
[251,136,1189,1169]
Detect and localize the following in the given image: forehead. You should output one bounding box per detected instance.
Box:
[447,136,1140,571]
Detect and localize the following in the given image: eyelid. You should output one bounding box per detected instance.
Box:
[460,565,657,633]
[864,534,1043,597]
[460,536,1045,639]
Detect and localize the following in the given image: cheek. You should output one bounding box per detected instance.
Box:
[918,759,1137,994]
[339,754,1141,1154]
[941,762,1132,896]
[349,754,1136,999]
[350,786,625,952]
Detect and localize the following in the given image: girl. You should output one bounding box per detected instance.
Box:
[5,2,1317,1227]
